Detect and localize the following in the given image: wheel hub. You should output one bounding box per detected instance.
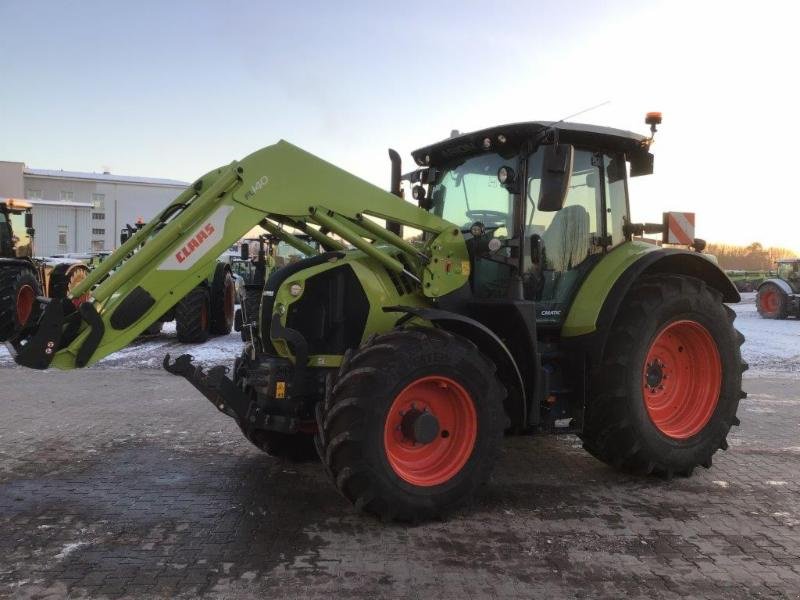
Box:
[400,408,440,445]
[383,376,477,487]
[645,359,665,390]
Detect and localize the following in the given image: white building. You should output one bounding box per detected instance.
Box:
[0,160,187,256]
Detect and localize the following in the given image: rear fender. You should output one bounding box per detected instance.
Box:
[563,243,740,354]
[757,278,793,296]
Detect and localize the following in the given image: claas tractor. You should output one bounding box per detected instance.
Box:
[0,198,90,344]
[11,114,746,522]
[118,221,237,342]
[231,231,322,343]
[756,259,800,319]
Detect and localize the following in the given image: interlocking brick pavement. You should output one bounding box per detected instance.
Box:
[0,369,798,599]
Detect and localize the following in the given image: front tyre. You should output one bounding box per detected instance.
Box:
[581,274,746,477]
[316,327,506,522]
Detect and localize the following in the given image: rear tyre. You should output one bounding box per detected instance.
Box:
[581,274,746,477]
[316,327,506,522]
[210,269,235,335]
[756,282,788,319]
[175,286,210,343]
[0,265,41,342]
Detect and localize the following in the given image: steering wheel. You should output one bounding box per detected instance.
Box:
[465,210,507,228]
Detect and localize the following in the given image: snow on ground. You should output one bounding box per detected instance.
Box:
[1,294,797,376]
[0,319,243,371]
[733,292,800,376]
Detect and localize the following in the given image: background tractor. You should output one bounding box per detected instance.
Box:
[119,222,236,342]
[756,259,800,319]
[12,114,746,522]
[0,198,90,344]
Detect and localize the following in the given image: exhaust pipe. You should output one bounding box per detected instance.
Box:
[387,149,403,237]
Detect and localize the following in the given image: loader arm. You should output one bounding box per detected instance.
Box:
[14,140,469,370]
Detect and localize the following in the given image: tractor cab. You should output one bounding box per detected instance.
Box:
[409,121,653,326]
[0,198,34,259]
[776,259,800,293]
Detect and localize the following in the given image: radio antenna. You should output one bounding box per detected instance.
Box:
[548,100,611,127]
[538,100,611,146]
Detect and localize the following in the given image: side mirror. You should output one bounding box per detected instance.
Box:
[240,243,250,260]
[538,144,574,212]
[24,210,33,229]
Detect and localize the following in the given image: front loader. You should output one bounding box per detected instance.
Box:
[11,114,746,521]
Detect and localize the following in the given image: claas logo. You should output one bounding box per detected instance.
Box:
[175,223,215,264]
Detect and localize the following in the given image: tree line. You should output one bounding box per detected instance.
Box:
[706,242,798,271]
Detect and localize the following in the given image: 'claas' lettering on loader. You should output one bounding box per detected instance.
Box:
[175,223,215,264]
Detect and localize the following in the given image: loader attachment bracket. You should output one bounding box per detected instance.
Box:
[163,353,250,421]
[15,298,70,370]
[163,353,302,433]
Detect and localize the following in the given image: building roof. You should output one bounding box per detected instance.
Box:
[24,167,188,188]
[29,199,93,209]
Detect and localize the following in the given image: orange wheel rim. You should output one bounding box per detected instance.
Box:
[642,320,722,439]
[68,268,91,305]
[759,289,779,315]
[16,284,35,325]
[383,375,477,487]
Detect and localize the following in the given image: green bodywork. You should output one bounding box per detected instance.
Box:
[50,141,469,369]
[561,241,662,337]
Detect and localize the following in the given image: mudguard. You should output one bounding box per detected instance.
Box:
[384,305,528,428]
[563,242,740,340]
[757,278,794,297]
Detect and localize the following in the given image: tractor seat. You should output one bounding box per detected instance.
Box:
[541,205,591,272]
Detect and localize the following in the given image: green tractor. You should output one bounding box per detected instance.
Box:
[756,259,800,319]
[231,231,321,344]
[0,197,90,344]
[13,114,746,521]
[118,222,236,342]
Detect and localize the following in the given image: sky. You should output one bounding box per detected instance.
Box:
[1,0,798,252]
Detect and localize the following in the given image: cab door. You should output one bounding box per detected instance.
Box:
[522,149,628,326]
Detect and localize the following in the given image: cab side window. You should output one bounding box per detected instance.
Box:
[604,154,628,247]
[525,149,601,273]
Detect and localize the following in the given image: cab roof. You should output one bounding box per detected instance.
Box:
[0,197,32,211]
[411,121,654,176]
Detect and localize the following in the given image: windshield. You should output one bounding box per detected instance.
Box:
[10,212,33,257]
[777,262,799,284]
[430,153,514,231]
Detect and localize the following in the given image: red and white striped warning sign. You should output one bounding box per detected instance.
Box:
[664,212,695,245]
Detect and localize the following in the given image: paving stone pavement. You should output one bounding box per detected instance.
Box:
[0,369,798,599]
